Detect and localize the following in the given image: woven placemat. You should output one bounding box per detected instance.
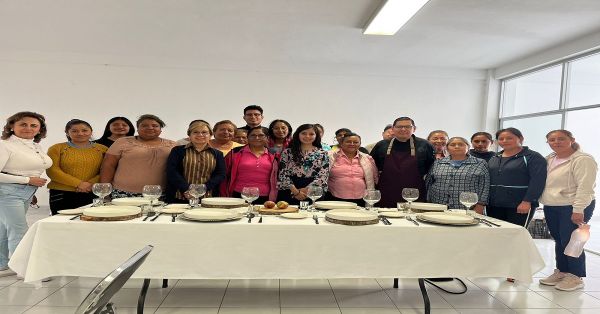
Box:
[80,213,142,221]
[325,216,379,226]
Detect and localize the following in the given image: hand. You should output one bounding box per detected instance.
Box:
[28,177,47,187]
[474,204,485,215]
[299,187,309,195]
[572,212,585,225]
[76,181,93,193]
[294,192,308,201]
[516,201,531,214]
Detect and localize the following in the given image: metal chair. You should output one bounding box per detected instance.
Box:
[74,245,153,314]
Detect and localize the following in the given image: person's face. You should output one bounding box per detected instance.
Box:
[447,139,469,157]
[67,124,92,143]
[243,110,263,127]
[248,129,267,147]
[428,132,448,150]
[12,117,41,140]
[393,120,415,141]
[272,122,289,140]
[214,124,235,142]
[547,132,574,155]
[137,119,162,140]
[233,130,248,145]
[335,131,348,145]
[497,132,522,151]
[109,120,130,136]
[341,135,361,155]
[299,128,316,145]
[471,135,492,153]
[382,128,394,140]
[189,126,211,145]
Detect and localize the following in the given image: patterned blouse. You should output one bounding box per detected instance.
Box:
[277,147,330,191]
[425,155,490,208]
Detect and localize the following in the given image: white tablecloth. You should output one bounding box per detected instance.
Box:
[9,213,545,283]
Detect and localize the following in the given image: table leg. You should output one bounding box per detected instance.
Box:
[418,278,430,314]
[137,278,151,314]
[393,278,399,288]
[162,279,169,288]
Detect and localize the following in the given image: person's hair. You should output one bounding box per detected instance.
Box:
[187,121,212,136]
[290,124,322,162]
[341,132,362,143]
[188,119,209,127]
[268,119,292,140]
[244,105,263,115]
[383,124,393,132]
[470,131,493,142]
[213,120,237,132]
[335,128,352,136]
[546,129,580,151]
[495,127,523,141]
[393,116,416,127]
[136,114,165,128]
[248,126,266,136]
[447,136,470,147]
[1,111,47,143]
[234,129,247,135]
[314,123,324,133]
[427,130,449,140]
[65,119,93,141]
[99,117,135,140]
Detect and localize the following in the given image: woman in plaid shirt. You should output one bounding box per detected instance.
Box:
[425,137,490,213]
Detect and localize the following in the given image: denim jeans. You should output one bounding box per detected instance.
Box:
[0,183,37,268]
[544,200,595,277]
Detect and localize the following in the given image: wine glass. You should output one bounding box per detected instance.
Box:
[402,188,419,214]
[459,192,478,216]
[92,183,112,206]
[187,184,207,208]
[363,189,381,214]
[241,187,260,216]
[142,185,162,214]
[307,185,324,214]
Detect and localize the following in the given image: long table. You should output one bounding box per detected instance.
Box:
[10,212,545,283]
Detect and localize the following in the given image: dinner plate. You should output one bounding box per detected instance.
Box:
[325,211,378,222]
[417,212,478,226]
[179,215,242,222]
[111,197,153,206]
[403,202,447,212]
[379,211,406,218]
[314,201,358,210]
[83,206,141,218]
[183,208,240,221]
[378,208,398,212]
[164,203,191,209]
[57,208,84,215]
[201,197,246,207]
[160,207,189,214]
[280,212,308,219]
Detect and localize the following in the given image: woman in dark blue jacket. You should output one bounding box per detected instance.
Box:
[487,128,547,227]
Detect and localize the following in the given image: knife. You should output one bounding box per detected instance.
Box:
[70,214,82,220]
[482,218,501,227]
[150,213,163,221]
[383,217,392,225]
[406,216,419,226]
[313,215,319,224]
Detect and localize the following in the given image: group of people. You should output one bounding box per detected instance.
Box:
[0,106,596,292]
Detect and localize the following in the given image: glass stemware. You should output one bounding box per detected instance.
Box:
[307,185,324,214]
[187,184,207,208]
[142,185,162,214]
[459,192,478,216]
[402,188,419,214]
[92,183,112,206]
[363,189,381,214]
[241,187,260,216]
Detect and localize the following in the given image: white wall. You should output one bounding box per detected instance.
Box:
[0,61,487,206]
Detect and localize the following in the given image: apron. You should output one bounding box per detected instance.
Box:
[378,137,427,207]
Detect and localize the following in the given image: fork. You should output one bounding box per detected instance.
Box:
[406,215,419,226]
[313,214,319,224]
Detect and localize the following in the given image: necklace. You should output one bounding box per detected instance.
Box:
[16,138,48,165]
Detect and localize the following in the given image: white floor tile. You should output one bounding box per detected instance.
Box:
[160,288,225,307]
[537,291,600,308]
[334,289,396,308]
[11,277,76,288]
[174,279,228,289]
[23,306,76,314]
[0,305,30,314]
[36,288,90,306]
[282,308,341,314]
[384,289,453,309]
[438,290,508,309]
[513,309,572,313]
[227,279,279,289]
[110,287,172,307]
[0,287,60,306]
[280,279,331,289]
[280,289,338,307]
[217,307,280,314]
[154,307,219,314]
[490,291,561,309]
[221,288,280,308]
[455,310,516,314]
[330,279,382,290]
[470,277,531,292]
[399,309,459,314]
[0,277,19,287]
[340,308,401,314]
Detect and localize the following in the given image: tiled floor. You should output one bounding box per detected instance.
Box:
[2,206,600,313]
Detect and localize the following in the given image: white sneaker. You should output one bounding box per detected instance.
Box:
[0,268,17,278]
[539,269,566,286]
[555,273,584,291]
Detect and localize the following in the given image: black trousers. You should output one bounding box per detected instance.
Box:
[486,205,535,227]
[49,189,95,215]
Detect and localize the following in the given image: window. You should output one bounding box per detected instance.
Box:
[567,53,600,108]
[502,114,562,157]
[501,65,562,117]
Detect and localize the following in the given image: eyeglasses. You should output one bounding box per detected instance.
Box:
[393,125,414,130]
[193,131,211,136]
[249,134,266,139]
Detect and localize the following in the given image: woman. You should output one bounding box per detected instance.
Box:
[0,112,52,277]
[326,133,378,206]
[331,128,369,154]
[166,121,226,203]
[267,119,292,154]
[95,117,135,148]
[487,127,547,226]
[470,132,495,161]
[209,120,244,156]
[277,124,330,205]
[425,137,489,212]
[46,119,108,214]
[221,127,278,204]
[233,129,248,145]
[100,114,176,198]
[427,130,449,160]
[314,124,332,151]
[539,130,597,291]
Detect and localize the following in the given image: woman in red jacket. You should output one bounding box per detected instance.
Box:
[220,126,278,203]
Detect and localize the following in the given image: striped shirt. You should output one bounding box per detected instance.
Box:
[175,144,216,200]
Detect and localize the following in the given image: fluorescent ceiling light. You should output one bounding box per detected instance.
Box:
[363,0,429,35]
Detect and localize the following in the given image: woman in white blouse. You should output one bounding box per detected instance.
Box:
[0,111,52,277]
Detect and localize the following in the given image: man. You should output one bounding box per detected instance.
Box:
[238,105,269,135]
[365,124,393,153]
[370,117,435,207]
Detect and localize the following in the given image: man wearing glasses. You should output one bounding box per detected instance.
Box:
[239,105,269,135]
[370,117,435,207]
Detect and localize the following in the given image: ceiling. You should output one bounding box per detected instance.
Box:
[1,0,600,72]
